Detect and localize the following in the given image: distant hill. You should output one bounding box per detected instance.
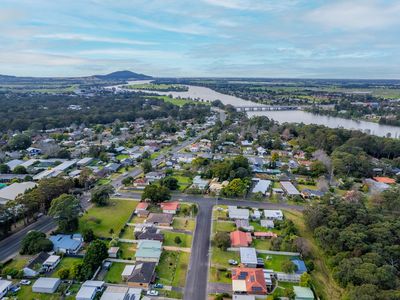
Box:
[94,70,152,80]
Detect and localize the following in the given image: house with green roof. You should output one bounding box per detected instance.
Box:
[135,240,162,263]
[293,286,315,300]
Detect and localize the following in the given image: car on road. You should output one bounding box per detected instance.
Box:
[228,259,238,265]
[153,283,164,289]
[20,279,31,285]
[113,193,122,196]
[147,290,159,296]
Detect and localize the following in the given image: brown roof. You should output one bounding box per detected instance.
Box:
[145,213,173,225]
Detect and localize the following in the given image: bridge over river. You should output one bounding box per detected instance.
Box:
[235,105,301,112]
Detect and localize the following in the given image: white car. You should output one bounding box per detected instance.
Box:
[20,280,31,285]
[146,290,159,296]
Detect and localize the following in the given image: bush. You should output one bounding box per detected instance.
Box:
[58,268,70,279]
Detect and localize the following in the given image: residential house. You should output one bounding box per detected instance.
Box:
[135,202,149,214]
[0,280,12,299]
[231,268,267,295]
[49,234,83,254]
[228,206,250,220]
[42,255,61,272]
[76,281,105,300]
[26,147,42,156]
[280,181,301,197]
[235,219,254,232]
[240,247,258,268]
[373,176,396,184]
[104,163,121,173]
[135,240,162,263]
[230,230,252,247]
[23,252,51,277]
[5,159,23,171]
[160,201,180,214]
[122,262,157,288]
[260,220,275,229]
[77,157,94,167]
[251,179,271,195]
[191,176,210,190]
[145,213,173,226]
[133,178,149,189]
[145,171,165,183]
[263,210,284,221]
[0,182,37,205]
[301,189,325,199]
[135,227,164,242]
[100,286,141,300]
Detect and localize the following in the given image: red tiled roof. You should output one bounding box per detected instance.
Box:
[232,267,267,294]
[136,202,149,210]
[230,230,252,247]
[160,201,180,211]
[373,177,396,184]
[253,232,277,238]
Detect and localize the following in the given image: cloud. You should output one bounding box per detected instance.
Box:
[202,0,298,11]
[306,1,400,31]
[35,33,156,45]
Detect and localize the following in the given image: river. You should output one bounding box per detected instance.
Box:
[110,81,400,138]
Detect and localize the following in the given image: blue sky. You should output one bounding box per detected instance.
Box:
[0,0,399,78]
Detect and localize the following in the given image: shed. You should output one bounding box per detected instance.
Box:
[240,247,258,268]
[32,277,61,294]
[293,286,315,300]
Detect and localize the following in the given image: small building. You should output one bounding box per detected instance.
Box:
[135,202,149,214]
[231,268,267,295]
[230,230,252,247]
[108,247,120,258]
[191,175,210,190]
[228,206,250,220]
[77,157,94,167]
[42,255,61,272]
[123,262,157,288]
[32,277,61,294]
[49,234,82,254]
[145,171,165,182]
[133,178,149,189]
[235,219,254,232]
[240,247,258,268]
[251,179,271,195]
[160,201,180,214]
[280,181,301,197]
[293,286,315,300]
[104,163,121,173]
[263,210,283,221]
[145,213,173,226]
[135,240,162,263]
[251,210,261,220]
[26,147,42,156]
[100,286,141,300]
[76,281,105,300]
[0,280,12,299]
[260,220,275,229]
[23,252,51,277]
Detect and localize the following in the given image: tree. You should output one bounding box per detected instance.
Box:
[161,177,179,190]
[299,272,312,287]
[214,232,230,250]
[141,160,153,174]
[281,259,297,273]
[20,231,53,255]
[0,164,10,174]
[82,240,108,279]
[91,184,114,206]
[48,194,81,232]
[8,134,31,150]
[58,268,70,280]
[174,236,182,245]
[222,178,247,197]
[13,165,27,174]
[82,228,95,242]
[122,176,133,186]
[141,185,171,203]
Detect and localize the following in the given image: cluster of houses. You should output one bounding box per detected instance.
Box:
[223,206,314,299]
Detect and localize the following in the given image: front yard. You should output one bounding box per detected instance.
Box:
[162,231,193,248]
[156,251,190,287]
[79,199,138,238]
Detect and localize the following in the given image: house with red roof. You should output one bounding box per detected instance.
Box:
[135,202,149,214]
[160,201,180,214]
[230,230,252,247]
[373,177,396,184]
[231,268,267,295]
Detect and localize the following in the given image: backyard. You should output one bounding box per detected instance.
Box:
[104,262,128,284]
[156,251,190,287]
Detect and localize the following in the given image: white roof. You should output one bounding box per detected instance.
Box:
[252,179,271,194]
[122,265,135,276]
[261,220,275,227]
[240,247,257,264]
[100,286,129,300]
[280,181,301,195]
[53,159,77,171]
[76,286,96,299]
[232,279,247,292]
[43,255,60,265]
[82,280,105,288]
[77,157,93,165]
[32,277,61,289]
[0,182,37,203]
[0,280,12,293]
[263,210,283,219]
[20,159,38,168]
[228,206,250,219]
[33,169,62,180]
[233,295,255,300]
[5,159,23,170]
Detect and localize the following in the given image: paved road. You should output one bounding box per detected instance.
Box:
[0,216,56,262]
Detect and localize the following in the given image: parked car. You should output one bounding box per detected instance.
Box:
[10,285,21,293]
[147,290,159,296]
[20,280,31,285]
[228,259,238,265]
[153,283,164,289]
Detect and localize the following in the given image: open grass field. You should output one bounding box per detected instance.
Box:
[104,262,129,283]
[14,284,74,300]
[162,231,193,248]
[79,199,138,238]
[258,253,298,272]
[3,255,30,270]
[284,209,343,300]
[172,217,196,231]
[211,247,240,268]
[209,266,231,284]
[51,257,82,278]
[252,238,272,250]
[213,221,235,233]
[156,251,190,287]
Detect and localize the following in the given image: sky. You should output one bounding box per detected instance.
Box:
[0,0,399,78]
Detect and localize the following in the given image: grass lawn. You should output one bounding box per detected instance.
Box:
[297,184,317,191]
[116,154,129,160]
[214,221,235,233]
[173,175,192,191]
[172,217,196,231]
[79,199,138,238]
[284,209,344,299]
[97,178,111,186]
[156,251,189,287]
[118,242,136,259]
[252,238,272,250]
[249,221,281,234]
[104,262,129,284]
[120,225,135,239]
[209,266,231,284]
[268,281,297,300]
[258,254,298,272]
[150,152,161,159]
[3,255,30,270]
[15,283,72,300]
[162,231,193,248]
[51,257,82,278]
[211,247,240,268]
